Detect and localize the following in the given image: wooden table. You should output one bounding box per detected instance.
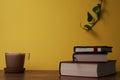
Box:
[0,70,120,80]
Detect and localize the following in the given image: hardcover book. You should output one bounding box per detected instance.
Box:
[73,53,108,62]
[74,46,112,53]
[59,60,116,77]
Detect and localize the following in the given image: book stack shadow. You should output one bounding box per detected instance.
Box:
[59,46,116,78]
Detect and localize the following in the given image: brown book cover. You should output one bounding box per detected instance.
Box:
[73,53,108,62]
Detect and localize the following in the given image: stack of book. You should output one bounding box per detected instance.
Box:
[59,46,116,77]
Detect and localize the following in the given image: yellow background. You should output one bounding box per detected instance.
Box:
[0,0,120,71]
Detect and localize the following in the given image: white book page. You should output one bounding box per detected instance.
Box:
[75,48,94,52]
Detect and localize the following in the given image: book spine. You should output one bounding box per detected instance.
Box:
[74,46,112,53]
[74,52,108,54]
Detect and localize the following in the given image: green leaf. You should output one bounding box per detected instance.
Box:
[87,12,93,22]
[97,4,101,8]
[92,4,101,14]
[93,6,98,13]
[84,25,92,30]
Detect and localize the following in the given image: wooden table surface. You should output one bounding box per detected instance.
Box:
[0,70,120,80]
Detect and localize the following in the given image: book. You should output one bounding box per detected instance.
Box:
[60,74,116,80]
[74,46,112,53]
[59,60,116,77]
[73,53,108,62]
[74,52,108,54]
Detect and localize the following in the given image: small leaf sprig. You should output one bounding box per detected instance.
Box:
[81,0,104,31]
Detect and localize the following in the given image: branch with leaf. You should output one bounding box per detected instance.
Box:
[81,0,104,31]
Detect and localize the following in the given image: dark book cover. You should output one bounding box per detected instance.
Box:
[59,60,116,77]
[74,46,112,53]
[74,52,108,54]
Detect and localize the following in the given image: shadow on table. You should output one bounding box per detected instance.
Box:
[60,72,120,80]
[4,73,25,80]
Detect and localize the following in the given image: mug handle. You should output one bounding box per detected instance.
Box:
[28,53,30,60]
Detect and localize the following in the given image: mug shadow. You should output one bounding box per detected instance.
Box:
[4,73,25,80]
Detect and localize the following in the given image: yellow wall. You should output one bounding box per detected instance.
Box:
[0,0,120,71]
